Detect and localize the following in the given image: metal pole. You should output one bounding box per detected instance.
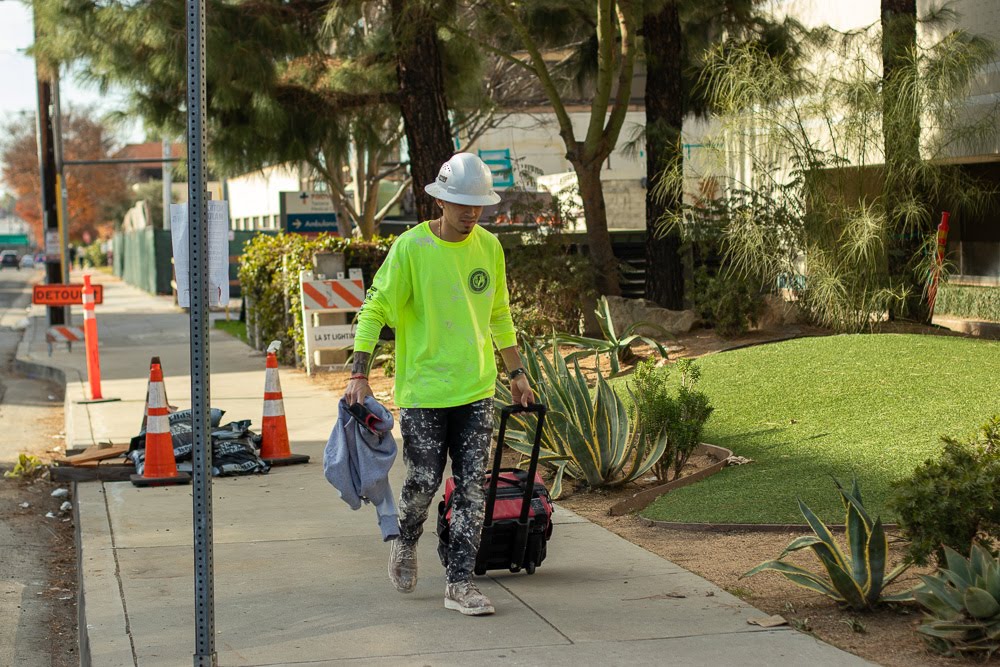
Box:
[33,6,65,328]
[186,0,216,662]
[51,67,71,325]
[163,138,173,231]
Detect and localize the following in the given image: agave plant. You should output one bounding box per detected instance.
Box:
[915,544,1000,658]
[495,338,667,498]
[554,296,671,374]
[743,479,912,611]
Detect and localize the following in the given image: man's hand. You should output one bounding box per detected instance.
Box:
[510,374,534,408]
[344,377,374,406]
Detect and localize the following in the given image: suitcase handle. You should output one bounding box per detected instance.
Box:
[501,403,547,417]
[484,403,547,529]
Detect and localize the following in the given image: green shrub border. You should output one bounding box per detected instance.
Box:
[936,283,1000,322]
[238,230,595,368]
[238,233,393,364]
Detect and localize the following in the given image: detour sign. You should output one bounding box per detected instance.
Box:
[32,283,104,307]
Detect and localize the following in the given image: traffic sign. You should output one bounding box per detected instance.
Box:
[280,191,340,234]
[32,283,104,306]
[287,213,339,234]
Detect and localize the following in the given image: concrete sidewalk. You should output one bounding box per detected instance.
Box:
[18,272,871,666]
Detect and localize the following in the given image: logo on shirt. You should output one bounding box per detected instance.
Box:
[468,268,490,294]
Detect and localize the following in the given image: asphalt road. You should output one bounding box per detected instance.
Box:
[0,264,78,666]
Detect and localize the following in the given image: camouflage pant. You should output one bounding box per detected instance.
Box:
[398,398,493,584]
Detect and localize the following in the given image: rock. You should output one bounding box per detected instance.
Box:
[604,296,700,336]
[757,294,803,330]
[19,502,30,509]
[59,501,73,513]
[51,488,70,498]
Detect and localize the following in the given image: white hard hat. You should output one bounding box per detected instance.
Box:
[423,153,502,206]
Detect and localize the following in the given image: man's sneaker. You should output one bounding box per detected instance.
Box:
[444,581,495,616]
[388,539,417,593]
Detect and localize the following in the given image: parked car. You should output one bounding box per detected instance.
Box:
[0,251,19,270]
[19,254,34,269]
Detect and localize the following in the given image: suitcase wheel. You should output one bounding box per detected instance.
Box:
[525,562,536,575]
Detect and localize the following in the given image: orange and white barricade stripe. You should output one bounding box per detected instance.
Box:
[45,325,84,356]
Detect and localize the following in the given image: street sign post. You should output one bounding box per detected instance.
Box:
[32,283,104,306]
[186,0,216,663]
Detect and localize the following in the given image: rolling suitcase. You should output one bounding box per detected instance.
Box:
[436,403,553,575]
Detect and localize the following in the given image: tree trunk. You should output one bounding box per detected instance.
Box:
[575,160,621,297]
[642,1,685,309]
[881,0,927,320]
[390,0,454,222]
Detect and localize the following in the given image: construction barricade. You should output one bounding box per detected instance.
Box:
[299,269,365,375]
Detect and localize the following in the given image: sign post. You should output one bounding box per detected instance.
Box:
[185,0,216,663]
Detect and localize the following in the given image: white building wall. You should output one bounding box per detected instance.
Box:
[471,110,648,229]
[225,164,302,230]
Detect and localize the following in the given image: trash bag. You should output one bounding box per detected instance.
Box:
[128,415,269,477]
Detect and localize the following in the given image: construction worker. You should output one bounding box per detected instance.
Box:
[345,152,534,616]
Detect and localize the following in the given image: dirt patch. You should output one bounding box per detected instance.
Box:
[0,474,79,667]
[308,322,978,666]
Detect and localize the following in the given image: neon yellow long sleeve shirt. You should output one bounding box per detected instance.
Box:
[352,222,518,409]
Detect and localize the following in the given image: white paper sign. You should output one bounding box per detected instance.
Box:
[170,201,230,308]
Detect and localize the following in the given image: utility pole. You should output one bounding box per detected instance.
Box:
[33,25,65,326]
[52,66,72,324]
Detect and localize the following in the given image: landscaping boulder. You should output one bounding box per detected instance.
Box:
[757,294,803,330]
[604,296,699,336]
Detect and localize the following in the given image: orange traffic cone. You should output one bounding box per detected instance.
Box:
[260,341,309,466]
[131,364,191,487]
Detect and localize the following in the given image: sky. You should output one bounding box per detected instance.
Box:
[0,1,144,194]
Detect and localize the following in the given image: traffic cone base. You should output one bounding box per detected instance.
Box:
[260,346,309,466]
[130,471,191,487]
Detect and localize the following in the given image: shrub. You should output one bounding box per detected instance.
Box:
[915,543,1000,658]
[888,416,1000,567]
[690,265,766,338]
[239,232,393,364]
[494,339,666,498]
[628,359,714,482]
[935,283,1000,323]
[504,233,595,337]
[82,240,109,268]
[556,296,672,374]
[743,479,912,611]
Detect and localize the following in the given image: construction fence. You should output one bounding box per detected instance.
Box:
[112,228,273,298]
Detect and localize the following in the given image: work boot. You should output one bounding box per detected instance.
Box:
[444,581,495,616]
[388,539,417,593]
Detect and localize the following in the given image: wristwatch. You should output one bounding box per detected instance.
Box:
[509,368,527,381]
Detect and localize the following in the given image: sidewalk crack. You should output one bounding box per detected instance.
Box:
[104,484,139,667]
[492,576,574,644]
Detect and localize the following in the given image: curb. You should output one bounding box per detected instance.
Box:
[635,517,901,533]
[12,316,69,386]
[608,443,733,516]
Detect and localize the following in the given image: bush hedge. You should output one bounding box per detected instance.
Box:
[238,229,593,367]
[935,283,1000,322]
[239,233,392,364]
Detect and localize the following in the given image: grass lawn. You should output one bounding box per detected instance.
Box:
[214,319,248,343]
[625,334,1000,525]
